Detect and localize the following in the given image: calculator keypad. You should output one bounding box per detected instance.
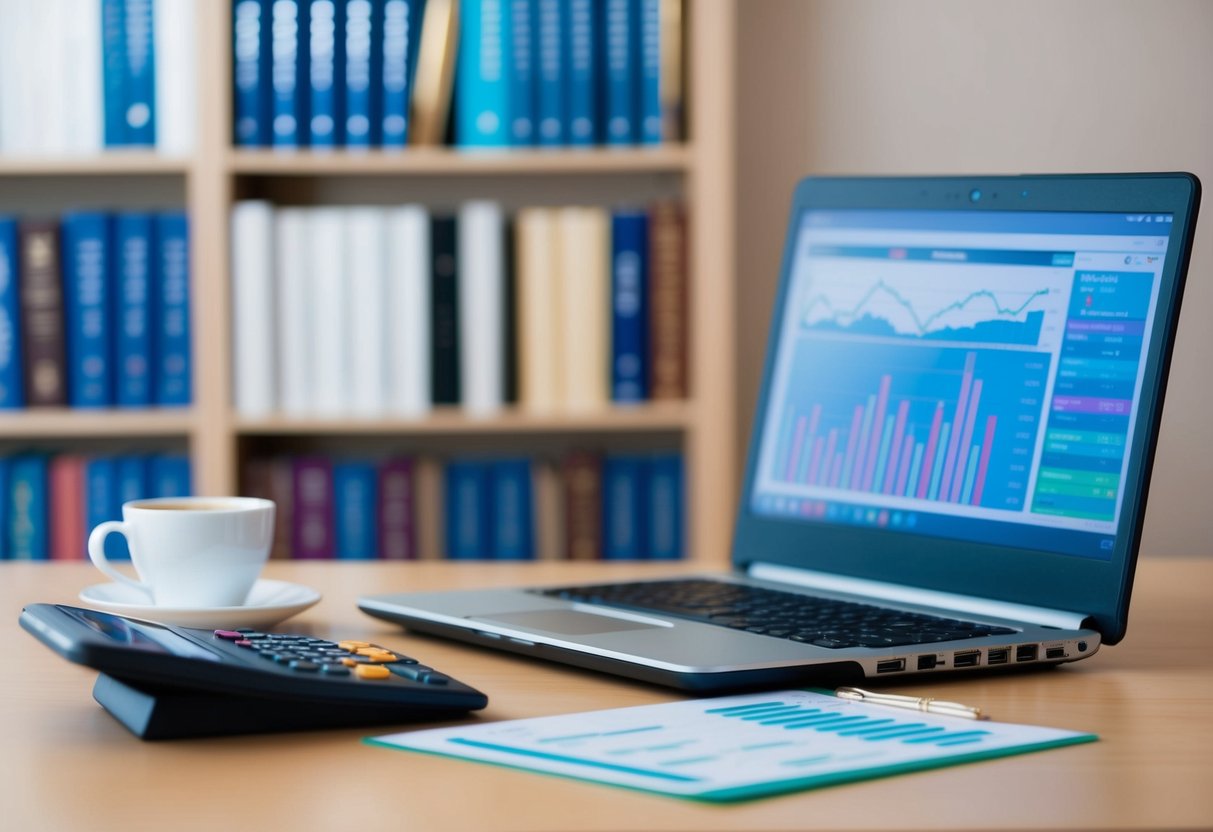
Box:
[216,629,451,684]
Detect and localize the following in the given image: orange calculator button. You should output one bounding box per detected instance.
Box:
[338,641,371,651]
[354,664,391,680]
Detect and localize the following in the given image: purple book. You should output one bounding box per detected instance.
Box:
[292,456,333,559]
[378,457,416,560]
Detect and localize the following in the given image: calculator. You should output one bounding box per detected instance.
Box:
[19,603,488,740]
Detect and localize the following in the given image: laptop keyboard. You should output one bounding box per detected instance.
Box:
[537,579,1018,649]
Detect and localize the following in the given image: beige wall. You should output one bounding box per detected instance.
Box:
[736,0,1213,556]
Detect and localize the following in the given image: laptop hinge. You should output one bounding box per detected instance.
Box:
[746,562,1089,630]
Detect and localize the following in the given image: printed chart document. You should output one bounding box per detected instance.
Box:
[368,689,1096,802]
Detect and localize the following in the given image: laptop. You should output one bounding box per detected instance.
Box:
[360,173,1202,690]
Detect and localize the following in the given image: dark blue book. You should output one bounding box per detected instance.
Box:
[334,461,379,559]
[62,212,115,409]
[0,218,22,409]
[343,0,381,147]
[154,213,191,406]
[455,0,512,147]
[637,0,661,144]
[122,0,157,145]
[85,457,125,561]
[602,455,647,560]
[601,0,636,144]
[646,453,682,560]
[381,0,419,147]
[112,455,150,560]
[506,0,535,145]
[0,458,8,560]
[271,0,309,146]
[308,0,346,147]
[490,459,534,560]
[233,0,274,145]
[563,0,598,145]
[430,215,460,405]
[102,0,128,146]
[8,455,49,561]
[114,213,154,408]
[534,0,565,145]
[444,461,491,559]
[610,209,649,402]
[149,454,192,497]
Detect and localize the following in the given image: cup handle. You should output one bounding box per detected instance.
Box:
[88,521,153,600]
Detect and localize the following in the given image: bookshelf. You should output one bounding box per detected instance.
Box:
[0,0,737,565]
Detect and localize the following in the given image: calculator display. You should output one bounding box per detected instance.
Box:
[63,607,221,661]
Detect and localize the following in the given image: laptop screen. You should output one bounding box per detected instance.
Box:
[749,208,1173,562]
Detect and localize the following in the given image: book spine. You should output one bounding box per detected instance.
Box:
[343,0,379,147]
[648,201,686,399]
[380,0,415,146]
[154,0,196,154]
[533,459,563,560]
[515,208,561,412]
[562,451,602,560]
[231,201,277,416]
[413,456,443,560]
[658,0,681,142]
[233,0,273,145]
[308,207,348,415]
[154,213,191,406]
[19,221,67,407]
[307,0,345,148]
[0,219,23,409]
[603,454,646,559]
[455,0,511,147]
[637,0,660,144]
[491,458,534,560]
[115,213,154,408]
[102,0,128,146]
[49,455,86,561]
[105,454,147,560]
[564,0,597,145]
[333,461,379,559]
[386,205,431,417]
[602,0,635,144]
[148,453,191,497]
[503,214,519,405]
[646,452,682,559]
[407,0,457,146]
[267,456,294,559]
[444,460,490,559]
[610,209,649,402]
[507,0,534,145]
[63,0,104,154]
[122,0,157,145]
[378,457,415,559]
[63,212,114,409]
[457,201,505,414]
[9,455,49,561]
[346,207,388,416]
[274,208,312,415]
[559,207,609,411]
[534,0,564,145]
[292,456,334,559]
[430,215,461,406]
[271,0,308,146]
[85,457,125,561]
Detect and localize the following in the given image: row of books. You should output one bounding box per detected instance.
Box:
[0,213,192,409]
[0,0,195,155]
[233,0,682,149]
[230,200,686,418]
[0,452,192,561]
[243,451,684,560]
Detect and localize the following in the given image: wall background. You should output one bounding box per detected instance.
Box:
[736,0,1213,556]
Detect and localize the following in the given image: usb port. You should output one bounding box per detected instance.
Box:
[987,648,1009,665]
[917,655,939,671]
[1046,646,1066,660]
[1016,644,1039,662]
[876,658,906,674]
[953,651,980,668]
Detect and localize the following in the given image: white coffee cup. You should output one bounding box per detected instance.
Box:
[87,497,275,608]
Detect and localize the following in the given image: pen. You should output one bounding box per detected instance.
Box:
[835,687,989,720]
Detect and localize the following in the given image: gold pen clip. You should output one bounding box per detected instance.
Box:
[835,687,989,720]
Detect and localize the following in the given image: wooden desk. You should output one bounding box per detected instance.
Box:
[4,558,1212,831]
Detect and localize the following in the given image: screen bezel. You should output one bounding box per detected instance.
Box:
[732,173,1201,643]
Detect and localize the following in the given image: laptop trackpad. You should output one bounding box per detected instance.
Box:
[473,610,660,635]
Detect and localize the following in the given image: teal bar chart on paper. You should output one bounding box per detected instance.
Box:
[367,690,1096,801]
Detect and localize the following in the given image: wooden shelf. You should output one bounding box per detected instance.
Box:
[0,153,190,176]
[0,409,194,439]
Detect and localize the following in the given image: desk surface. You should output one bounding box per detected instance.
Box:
[4,558,1212,831]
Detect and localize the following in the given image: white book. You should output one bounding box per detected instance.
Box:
[4,2,40,153]
[308,207,348,416]
[154,0,197,155]
[37,0,70,154]
[274,208,312,416]
[515,208,562,412]
[558,207,610,412]
[386,205,431,418]
[457,201,506,416]
[61,0,104,154]
[346,207,388,417]
[230,201,277,416]
[0,0,18,152]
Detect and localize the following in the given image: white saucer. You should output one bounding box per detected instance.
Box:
[78,579,322,629]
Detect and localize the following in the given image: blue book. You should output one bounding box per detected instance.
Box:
[233,0,274,145]
[602,455,647,560]
[601,0,636,144]
[344,0,381,147]
[637,0,660,144]
[102,0,128,146]
[0,218,22,409]
[646,453,682,560]
[149,454,192,497]
[308,0,346,148]
[534,0,565,145]
[154,213,191,406]
[563,0,597,145]
[271,0,309,146]
[610,210,649,402]
[112,455,150,560]
[8,455,49,561]
[62,212,115,409]
[85,458,126,561]
[334,461,379,559]
[490,459,534,560]
[444,461,491,560]
[380,0,418,147]
[456,0,512,147]
[114,214,154,408]
[506,0,534,145]
[122,0,157,145]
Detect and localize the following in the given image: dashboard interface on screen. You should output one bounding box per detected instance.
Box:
[750,209,1173,561]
